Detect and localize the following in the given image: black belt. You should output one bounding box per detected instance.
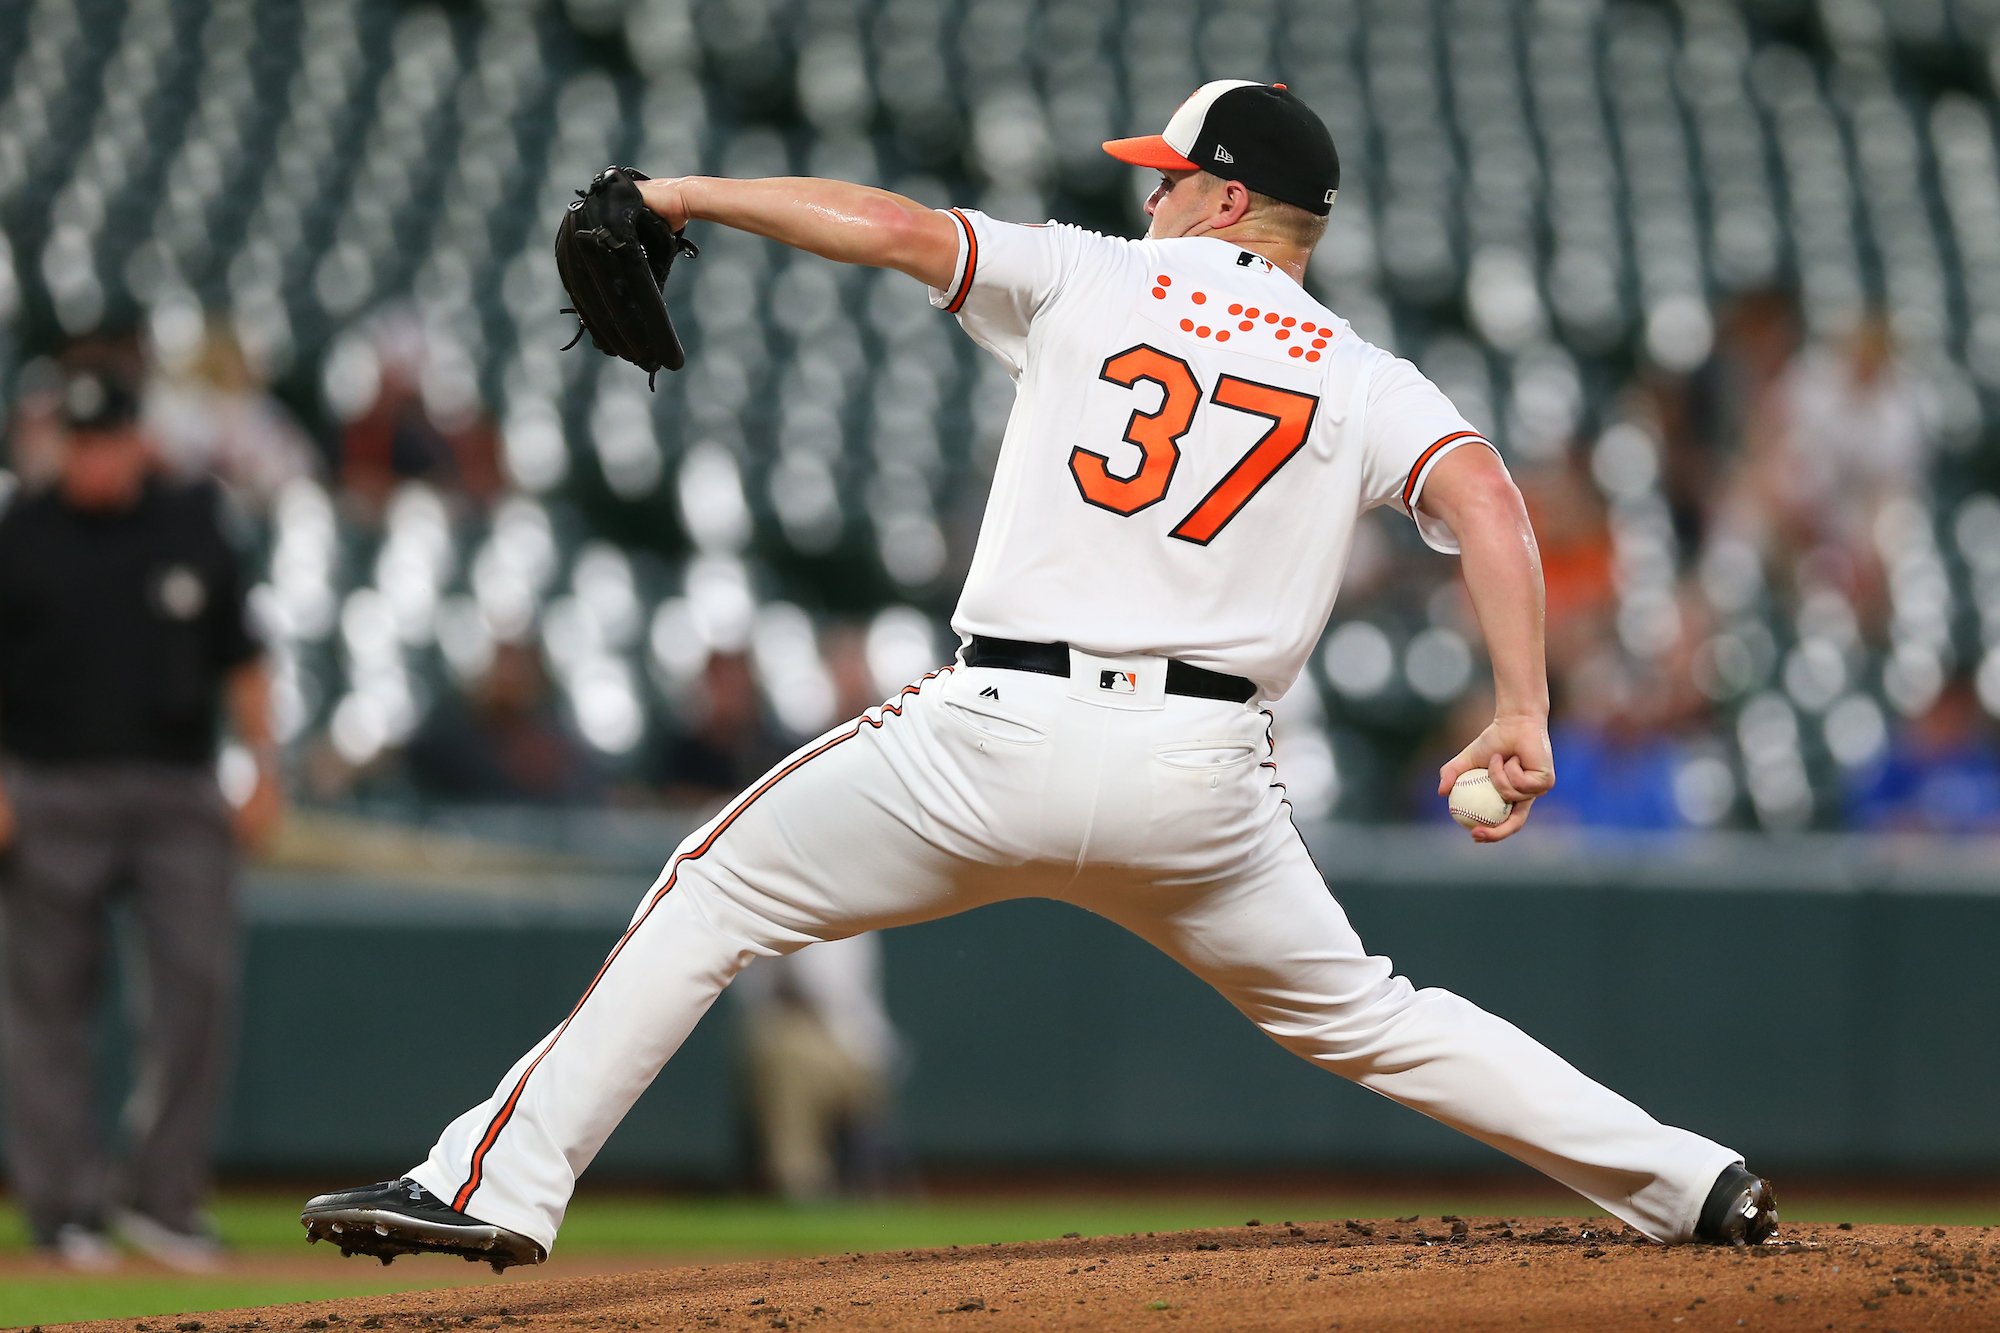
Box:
[964,636,1257,704]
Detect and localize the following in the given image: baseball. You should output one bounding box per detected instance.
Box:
[1449,770,1513,830]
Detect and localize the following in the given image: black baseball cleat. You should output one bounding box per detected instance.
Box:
[301,1178,545,1272]
[1693,1163,1779,1245]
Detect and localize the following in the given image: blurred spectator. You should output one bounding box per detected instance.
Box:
[3,359,69,488]
[732,933,910,1200]
[1750,310,1929,613]
[405,640,600,805]
[150,314,321,509]
[1651,287,1801,553]
[821,622,880,720]
[1847,676,2000,834]
[337,315,500,515]
[0,354,280,1271]
[653,651,790,806]
[1415,567,1713,832]
[1516,452,1616,667]
[1527,652,1699,832]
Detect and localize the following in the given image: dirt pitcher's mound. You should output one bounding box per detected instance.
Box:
[60,1218,2000,1332]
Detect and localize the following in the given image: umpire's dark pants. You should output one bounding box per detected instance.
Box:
[0,759,237,1242]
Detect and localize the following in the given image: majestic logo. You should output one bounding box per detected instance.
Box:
[1214,144,1234,164]
[979,685,1000,699]
[1099,670,1138,694]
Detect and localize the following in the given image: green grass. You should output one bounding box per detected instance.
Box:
[3,1188,1995,1328]
[1,1277,459,1330]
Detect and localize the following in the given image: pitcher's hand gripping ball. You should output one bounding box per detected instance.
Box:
[1449,769,1514,830]
[555,166,698,388]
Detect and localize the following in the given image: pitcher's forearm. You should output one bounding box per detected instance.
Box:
[1417,449,1550,720]
[1458,501,1550,720]
[660,177,960,287]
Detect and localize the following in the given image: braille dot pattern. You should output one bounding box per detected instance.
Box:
[1149,277,1342,352]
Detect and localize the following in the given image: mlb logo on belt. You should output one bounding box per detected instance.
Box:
[1099,670,1138,694]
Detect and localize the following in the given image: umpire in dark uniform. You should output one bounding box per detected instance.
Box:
[0,355,281,1270]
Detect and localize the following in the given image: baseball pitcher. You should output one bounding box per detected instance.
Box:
[304,81,1775,1268]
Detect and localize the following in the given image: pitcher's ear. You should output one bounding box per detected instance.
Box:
[1218,179,1255,226]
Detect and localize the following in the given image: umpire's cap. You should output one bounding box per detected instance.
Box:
[56,363,143,434]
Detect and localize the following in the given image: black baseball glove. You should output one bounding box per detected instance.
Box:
[555,166,699,388]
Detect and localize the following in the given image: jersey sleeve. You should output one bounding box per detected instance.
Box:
[927,209,1090,375]
[1359,351,1502,554]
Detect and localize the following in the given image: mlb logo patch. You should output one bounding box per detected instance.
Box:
[1099,670,1138,694]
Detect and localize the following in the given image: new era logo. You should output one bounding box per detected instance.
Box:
[1214,144,1234,164]
[1099,670,1138,694]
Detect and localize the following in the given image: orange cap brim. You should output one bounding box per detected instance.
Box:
[1102,134,1198,170]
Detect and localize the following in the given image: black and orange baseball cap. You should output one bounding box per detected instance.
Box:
[1104,80,1340,216]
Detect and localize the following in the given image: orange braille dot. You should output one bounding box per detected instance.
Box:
[1192,291,1207,305]
[1238,320,1255,331]
[1152,286,1166,299]
[1275,329,1290,340]
[1228,303,1243,315]
[1158,275,1171,286]
[1306,351,1322,362]
[1301,322,1318,334]
[1179,318,1195,332]
[1216,330,1231,341]
[1264,312,1279,324]
[1288,346,1304,358]
[1196,325,1211,337]
[1281,316,1296,327]
[1312,337,1328,349]
[1245,307,1260,318]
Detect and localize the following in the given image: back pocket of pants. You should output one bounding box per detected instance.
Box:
[1154,743,1258,771]
[941,700,1050,746]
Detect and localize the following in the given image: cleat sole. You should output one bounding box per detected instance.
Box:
[300,1208,542,1270]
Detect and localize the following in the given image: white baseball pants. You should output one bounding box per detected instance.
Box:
[410,654,1740,1253]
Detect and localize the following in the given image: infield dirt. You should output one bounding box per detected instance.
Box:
[55,1218,2000,1331]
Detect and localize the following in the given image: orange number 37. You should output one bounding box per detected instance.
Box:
[1069,344,1319,545]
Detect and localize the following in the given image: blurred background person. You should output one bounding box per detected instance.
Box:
[651,649,790,808]
[149,312,322,512]
[1515,449,1618,669]
[405,639,601,807]
[336,312,501,518]
[1651,287,1803,556]
[732,933,910,1201]
[1846,673,2000,834]
[0,353,281,1271]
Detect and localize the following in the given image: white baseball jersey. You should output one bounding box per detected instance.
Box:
[930,209,1497,700]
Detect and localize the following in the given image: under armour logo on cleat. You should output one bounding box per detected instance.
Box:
[979,685,1000,699]
[1214,144,1234,164]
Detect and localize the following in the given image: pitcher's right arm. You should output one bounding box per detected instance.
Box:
[1417,444,1555,842]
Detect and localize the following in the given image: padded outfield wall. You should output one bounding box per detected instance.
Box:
[9,826,1998,1180]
